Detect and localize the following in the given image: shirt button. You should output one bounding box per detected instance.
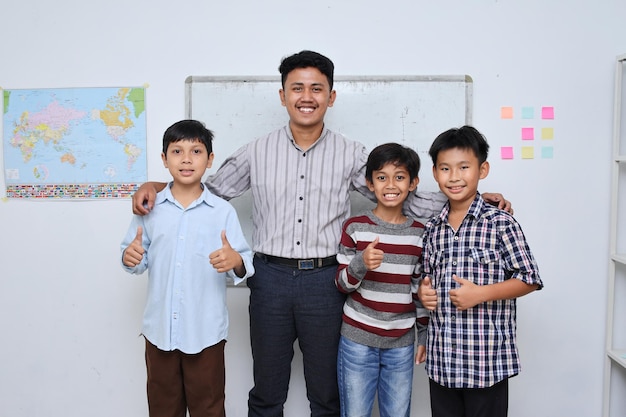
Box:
[298,219,302,223]
[296,241,301,245]
[454,236,459,241]
[300,175,304,179]
[299,196,303,200]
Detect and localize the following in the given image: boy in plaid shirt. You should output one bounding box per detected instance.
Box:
[419,126,543,417]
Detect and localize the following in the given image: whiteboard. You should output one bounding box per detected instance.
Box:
[185,75,473,246]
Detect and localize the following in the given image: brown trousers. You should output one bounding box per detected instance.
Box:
[145,338,226,417]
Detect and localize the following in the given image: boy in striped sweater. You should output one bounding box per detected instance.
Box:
[335,142,428,417]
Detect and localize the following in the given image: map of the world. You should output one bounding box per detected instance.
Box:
[2,87,147,198]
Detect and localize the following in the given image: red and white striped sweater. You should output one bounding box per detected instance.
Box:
[335,211,429,349]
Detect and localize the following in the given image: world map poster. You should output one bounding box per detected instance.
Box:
[2,87,147,199]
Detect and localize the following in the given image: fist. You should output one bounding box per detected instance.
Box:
[123,226,145,267]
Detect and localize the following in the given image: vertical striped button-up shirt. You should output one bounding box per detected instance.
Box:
[423,193,543,389]
[206,125,447,259]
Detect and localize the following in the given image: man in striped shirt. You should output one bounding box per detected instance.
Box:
[132,51,511,417]
[335,143,429,417]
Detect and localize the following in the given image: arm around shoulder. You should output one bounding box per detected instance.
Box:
[132,182,167,215]
[405,190,448,219]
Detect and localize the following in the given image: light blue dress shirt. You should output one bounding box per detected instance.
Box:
[120,183,254,354]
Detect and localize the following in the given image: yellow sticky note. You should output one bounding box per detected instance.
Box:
[541,127,554,140]
[501,106,514,119]
[521,146,534,159]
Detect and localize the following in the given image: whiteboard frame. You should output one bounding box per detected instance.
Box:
[186,74,473,123]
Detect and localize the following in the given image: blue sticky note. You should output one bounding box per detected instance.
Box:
[521,107,534,119]
[541,146,554,159]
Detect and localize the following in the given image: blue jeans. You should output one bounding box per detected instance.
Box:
[337,336,414,417]
[247,256,346,417]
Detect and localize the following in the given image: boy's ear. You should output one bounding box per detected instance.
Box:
[479,161,490,179]
[409,177,419,191]
[366,178,375,192]
[161,152,167,167]
[207,152,215,169]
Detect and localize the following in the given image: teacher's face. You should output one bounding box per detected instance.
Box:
[279,67,336,132]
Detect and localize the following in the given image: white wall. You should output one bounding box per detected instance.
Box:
[0,1,624,416]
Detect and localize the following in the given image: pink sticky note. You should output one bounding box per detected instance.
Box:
[500,107,514,119]
[501,146,514,159]
[521,127,534,140]
[541,106,554,119]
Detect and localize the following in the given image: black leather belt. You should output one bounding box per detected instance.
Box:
[255,253,338,270]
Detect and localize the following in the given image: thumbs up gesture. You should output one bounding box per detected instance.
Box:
[363,237,384,271]
[210,230,245,276]
[418,276,438,311]
[123,226,145,267]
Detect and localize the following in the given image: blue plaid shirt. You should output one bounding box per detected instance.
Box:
[423,193,542,388]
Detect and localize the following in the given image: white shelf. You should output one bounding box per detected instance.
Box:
[604,53,626,417]
[607,349,626,369]
[612,254,626,265]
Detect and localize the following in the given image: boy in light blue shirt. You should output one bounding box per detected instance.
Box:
[120,119,254,417]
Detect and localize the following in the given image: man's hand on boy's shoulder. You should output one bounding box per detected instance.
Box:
[482,192,513,215]
[132,182,167,215]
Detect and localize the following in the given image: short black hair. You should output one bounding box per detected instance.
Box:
[162,119,213,155]
[365,143,420,182]
[428,125,489,166]
[278,50,335,90]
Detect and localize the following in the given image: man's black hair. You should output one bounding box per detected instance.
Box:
[278,50,335,90]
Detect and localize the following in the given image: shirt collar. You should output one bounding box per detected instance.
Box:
[433,192,484,225]
[285,125,329,152]
[155,182,216,209]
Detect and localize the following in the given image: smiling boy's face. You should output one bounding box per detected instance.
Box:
[432,147,489,209]
[367,162,418,210]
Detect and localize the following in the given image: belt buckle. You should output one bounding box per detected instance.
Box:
[298,259,315,270]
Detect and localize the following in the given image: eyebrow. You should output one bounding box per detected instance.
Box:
[288,81,326,87]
